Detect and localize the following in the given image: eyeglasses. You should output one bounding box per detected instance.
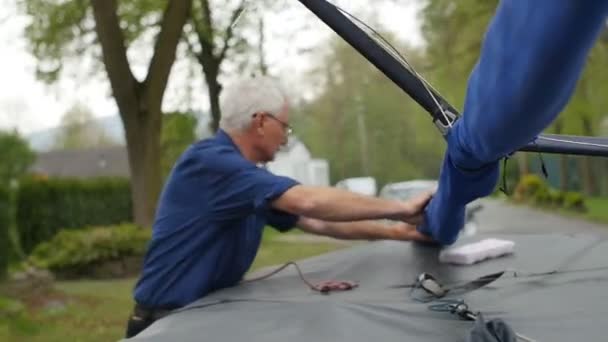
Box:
[254,112,293,135]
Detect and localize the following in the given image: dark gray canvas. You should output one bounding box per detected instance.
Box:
[126,232,608,341]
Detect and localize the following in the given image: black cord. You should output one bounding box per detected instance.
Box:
[243,261,318,290]
[243,261,358,294]
[538,151,549,178]
[499,156,510,195]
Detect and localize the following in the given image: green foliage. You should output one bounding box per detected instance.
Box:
[513,174,548,203]
[297,36,445,186]
[584,197,608,224]
[19,0,166,83]
[513,174,586,212]
[421,0,498,107]
[28,224,150,277]
[0,295,38,339]
[161,112,198,179]
[563,191,586,212]
[16,178,132,254]
[0,186,9,279]
[19,0,195,228]
[0,130,36,187]
[547,188,565,207]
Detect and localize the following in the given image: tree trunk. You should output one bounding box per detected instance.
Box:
[92,0,191,227]
[203,63,222,132]
[553,119,568,191]
[559,155,569,191]
[258,17,268,76]
[516,153,529,176]
[579,156,594,196]
[192,0,247,132]
[580,116,597,196]
[123,110,162,227]
[604,159,608,196]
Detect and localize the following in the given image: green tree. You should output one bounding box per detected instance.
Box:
[421,0,498,107]
[0,130,36,186]
[161,112,198,179]
[185,0,291,131]
[296,35,444,187]
[21,0,192,227]
[54,103,117,150]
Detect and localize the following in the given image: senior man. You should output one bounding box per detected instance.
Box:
[125,76,434,338]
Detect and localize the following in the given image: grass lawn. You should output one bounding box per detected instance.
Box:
[583,197,608,224]
[0,228,349,342]
[542,197,608,225]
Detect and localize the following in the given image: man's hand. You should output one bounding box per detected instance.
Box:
[400,190,434,225]
[391,222,433,242]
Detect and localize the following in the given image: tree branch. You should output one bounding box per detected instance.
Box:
[218,0,247,62]
[196,0,215,56]
[144,0,192,111]
[90,0,139,120]
[184,25,203,61]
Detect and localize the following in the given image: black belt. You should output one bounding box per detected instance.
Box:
[132,303,177,321]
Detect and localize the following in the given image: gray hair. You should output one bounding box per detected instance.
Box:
[219,76,287,132]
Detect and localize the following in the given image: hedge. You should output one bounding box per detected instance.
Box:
[0,186,9,279]
[16,177,132,254]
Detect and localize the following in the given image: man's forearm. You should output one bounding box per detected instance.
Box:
[278,185,408,222]
[298,216,399,240]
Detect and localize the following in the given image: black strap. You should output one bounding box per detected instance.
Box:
[499,157,509,195]
[395,271,505,302]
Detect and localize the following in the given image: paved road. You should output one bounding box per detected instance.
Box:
[474,198,608,237]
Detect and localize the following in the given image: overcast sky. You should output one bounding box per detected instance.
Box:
[0,0,423,135]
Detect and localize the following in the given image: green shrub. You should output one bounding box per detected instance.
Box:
[28,224,150,279]
[532,186,552,205]
[563,191,586,212]
[513,174,549,202]
[16,177,132,254]
[0,186,9,279]
[547,189,565,207]
[513,174,586,212]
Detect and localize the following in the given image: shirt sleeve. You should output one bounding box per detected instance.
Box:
[266,208,299,232]
[209,164,300,222]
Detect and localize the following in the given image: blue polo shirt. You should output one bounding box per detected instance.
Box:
[134,130,299,308]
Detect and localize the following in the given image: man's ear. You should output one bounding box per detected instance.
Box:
[252,112,265,136]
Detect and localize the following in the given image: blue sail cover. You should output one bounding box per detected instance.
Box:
[418,0,608,245]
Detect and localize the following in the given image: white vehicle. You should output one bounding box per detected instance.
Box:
[378,179,438,201]
[334,177,377,196]
[379,179,482,237]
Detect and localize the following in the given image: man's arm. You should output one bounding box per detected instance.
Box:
[296,216,432,242]
[271,185,433,224]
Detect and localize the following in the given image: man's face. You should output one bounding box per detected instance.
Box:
[254,104,292,163]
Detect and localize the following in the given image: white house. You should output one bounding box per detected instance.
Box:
[266,137,330,186]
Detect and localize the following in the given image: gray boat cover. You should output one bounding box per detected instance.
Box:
[128,233,608,341]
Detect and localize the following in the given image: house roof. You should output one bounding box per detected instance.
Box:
[31,146,130,178]
[29,136,313,180]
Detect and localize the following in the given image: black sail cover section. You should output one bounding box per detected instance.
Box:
[295,0,608,157]
[127,233,608,342]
